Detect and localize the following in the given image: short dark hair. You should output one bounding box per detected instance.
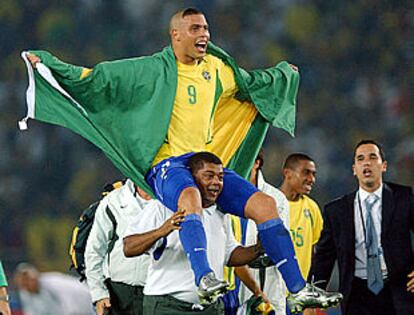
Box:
[283,153,314,170]
[181,7,204,18]
[353,139,385,161]
[170,8,205,33]
[188,152,222,174]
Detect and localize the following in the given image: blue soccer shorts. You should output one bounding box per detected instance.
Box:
[145,153,258,217]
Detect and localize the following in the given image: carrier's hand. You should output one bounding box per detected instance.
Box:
[256,290,270,304]
[27,53,41,69]
[255,235,264,256]
[159,209,186,236]
[96,298,111,315]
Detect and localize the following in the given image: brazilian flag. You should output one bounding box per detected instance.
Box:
[20,43,299,195]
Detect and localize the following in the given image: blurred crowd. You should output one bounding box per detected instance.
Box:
[9,262,94,315]
[0,0,413,273]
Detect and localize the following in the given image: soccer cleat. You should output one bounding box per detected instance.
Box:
[197,272,229,305]
[287,283,343,314]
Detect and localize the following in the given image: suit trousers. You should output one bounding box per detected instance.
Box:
[346,277,395,315]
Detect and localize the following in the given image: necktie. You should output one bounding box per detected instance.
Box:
[365,194,383,294]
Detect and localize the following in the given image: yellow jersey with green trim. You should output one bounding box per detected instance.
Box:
[223,215,243,290]
[289,194,323,279]
[153,54,237,165]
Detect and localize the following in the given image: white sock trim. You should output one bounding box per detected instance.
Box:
[275,258,288,268]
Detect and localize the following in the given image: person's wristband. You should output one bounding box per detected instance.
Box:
[0,295,9,302]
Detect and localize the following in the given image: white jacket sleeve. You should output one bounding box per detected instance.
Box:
[84,197,113,303]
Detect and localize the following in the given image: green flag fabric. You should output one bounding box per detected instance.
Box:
[0,261,8,287]
[20,43,299,194]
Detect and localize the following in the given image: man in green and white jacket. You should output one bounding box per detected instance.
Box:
[85,179,151,315]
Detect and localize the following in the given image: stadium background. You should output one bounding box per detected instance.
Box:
[0,0,412,313]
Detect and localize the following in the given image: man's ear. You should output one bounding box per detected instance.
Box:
[352,164,356,176]
[171,28,180,41]
[382,160,388,173]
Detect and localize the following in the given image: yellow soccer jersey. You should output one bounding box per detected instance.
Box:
[223,215,243,290]
[153,54,237,165]
[289,195,323,279]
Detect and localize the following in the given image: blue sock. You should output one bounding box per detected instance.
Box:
[257,218,306,293]
[179,213,213,285]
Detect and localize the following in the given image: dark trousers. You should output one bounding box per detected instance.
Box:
[346,277,395,315]
[143,294,225,315]
[105,279,144,315]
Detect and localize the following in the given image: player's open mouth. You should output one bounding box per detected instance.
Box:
[195,41,207,53]
[207,187,219,196]
[363,169,372,176]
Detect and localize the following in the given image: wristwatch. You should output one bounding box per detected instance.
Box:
[0,294,9,302]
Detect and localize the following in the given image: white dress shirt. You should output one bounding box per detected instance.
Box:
[354,184,388,279]
[125,199,239,304]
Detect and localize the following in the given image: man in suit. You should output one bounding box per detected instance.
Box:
[309,139,414,315]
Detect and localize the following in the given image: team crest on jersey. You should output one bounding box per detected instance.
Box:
[303,208,314,227]
[202,70,211,81]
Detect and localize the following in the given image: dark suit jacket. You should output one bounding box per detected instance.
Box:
[309,182,414,314]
